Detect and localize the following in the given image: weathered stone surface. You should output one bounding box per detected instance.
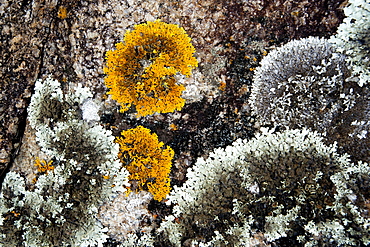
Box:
[0,0,351,199]
[0,0,54,175]
[5,0,370,245]
[0,0,346,180]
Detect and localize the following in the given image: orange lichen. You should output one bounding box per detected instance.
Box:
[291,10,301,17]
[116,126,174,201]
[169,123,178,131]
[219,81,226,91]
[10,211,20,217]
[34,157,54,174]
[104,20,198,117]
[58,6,68,19]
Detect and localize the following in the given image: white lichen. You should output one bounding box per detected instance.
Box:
[0,77,130,246]
[249,37,356,133]
[329,0,370,87]
[81,98,100,123]
[118,232,155,247]
[160,128,370,246]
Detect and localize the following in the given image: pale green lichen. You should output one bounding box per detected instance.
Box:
[0,77,130,246]
[118,232,155,247]
[160,128,370,246]
[329,0,370,87]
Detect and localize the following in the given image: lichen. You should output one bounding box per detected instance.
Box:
[98,191,155,242]
[329,0,370,87]
[249,37,357,133]
[57,6,68,20]
[116,126,174,201]
[34,157,54,174]
[104,20,198,117]
[159,128,370,246]
[0,77,130,246]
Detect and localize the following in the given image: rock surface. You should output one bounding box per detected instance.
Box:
[0,0,346,182]
[4,0,366,245]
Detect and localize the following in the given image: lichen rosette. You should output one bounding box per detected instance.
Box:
[104,20,198,117]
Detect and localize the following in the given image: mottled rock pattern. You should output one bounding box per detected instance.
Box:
[1,0,347,204]
[0,0,74,176]
[1,0,358,245]
[0,0,346,170]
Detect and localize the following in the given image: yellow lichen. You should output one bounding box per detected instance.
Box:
[34,157,54,174]
[219,81,226,91]
[169,123,178,131]
[58,6,68,19]
[115,126,174,201]
[10,211,20,217]
[104,20,198,117]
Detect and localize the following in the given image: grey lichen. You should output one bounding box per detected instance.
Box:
[27,76,64,127]
[0,77,130,246]
[249,36,358,132]
[329,0,370,87]
[28,76,91,128]
[118,232,155,247]
[159,128,370,246]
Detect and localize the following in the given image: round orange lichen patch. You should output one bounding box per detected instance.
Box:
[104,20,198,117]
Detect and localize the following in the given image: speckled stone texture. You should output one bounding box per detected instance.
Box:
[98,191,155,242]
[1,0,352,243]
[0,0,346,179]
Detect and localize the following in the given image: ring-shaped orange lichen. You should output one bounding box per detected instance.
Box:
[104,20,198,117]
